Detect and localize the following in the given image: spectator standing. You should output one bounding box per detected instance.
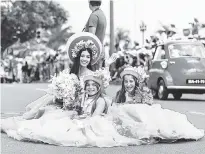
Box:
[84,0,107,70]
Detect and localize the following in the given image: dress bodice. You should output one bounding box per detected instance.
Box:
[82,98,94,115]
[125,92,134,102]
[125,91,143,104]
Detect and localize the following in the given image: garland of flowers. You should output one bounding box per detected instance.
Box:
[135,66,150,83]
[91,68,112,88]
[71,40,98,59]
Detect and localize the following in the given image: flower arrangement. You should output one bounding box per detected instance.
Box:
[136,66,150,83]
[121,66,149,84]
[132,86,153,105]
[91,68,112,88]
[48,69,83,110]
[71,40,98,59]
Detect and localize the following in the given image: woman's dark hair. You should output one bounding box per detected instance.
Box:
[70,48,93,77]
[89,1,101,7]
[115,75,139,103]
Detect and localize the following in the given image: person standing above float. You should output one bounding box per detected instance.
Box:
[83,0,107,70]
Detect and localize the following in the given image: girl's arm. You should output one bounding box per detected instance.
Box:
[92,98,106,116]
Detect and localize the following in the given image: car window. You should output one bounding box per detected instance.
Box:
[154,46,166,60]
[168,44,205,58]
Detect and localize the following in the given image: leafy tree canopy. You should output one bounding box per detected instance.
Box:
[1,0,69,53]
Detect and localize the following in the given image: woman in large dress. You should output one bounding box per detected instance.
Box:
[23,32,118,119]
[22,32,105,119]
[110,66,204,143]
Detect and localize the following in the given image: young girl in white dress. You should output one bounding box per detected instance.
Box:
[81,73,109,116]
[110,66,204,143]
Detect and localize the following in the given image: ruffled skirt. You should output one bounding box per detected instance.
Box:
[1,100,204,147]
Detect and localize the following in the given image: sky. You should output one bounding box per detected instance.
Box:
[55,0,205,44]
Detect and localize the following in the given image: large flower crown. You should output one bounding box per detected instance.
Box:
[71,40,98,59]
[121,66,149,83]
[83,68,111,88]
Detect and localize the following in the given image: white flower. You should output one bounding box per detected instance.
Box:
[48,68,82,109]
[92,68,111,88]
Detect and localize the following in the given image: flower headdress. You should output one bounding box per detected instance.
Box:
[66,32,102,65]
[71,40,98,59]
[120,66,149,83]
[83,68,111,89]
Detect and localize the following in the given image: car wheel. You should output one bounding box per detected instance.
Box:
[158,80,169,100]
[173,93,182,100]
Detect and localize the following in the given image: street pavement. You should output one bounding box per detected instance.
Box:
[1,83,205,154]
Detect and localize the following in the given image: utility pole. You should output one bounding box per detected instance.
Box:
[110,0,114,56]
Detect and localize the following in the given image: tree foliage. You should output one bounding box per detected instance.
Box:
[1,0,69,53]
[46,25,74,50]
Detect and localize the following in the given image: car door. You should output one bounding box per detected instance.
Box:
[148,45,167,89]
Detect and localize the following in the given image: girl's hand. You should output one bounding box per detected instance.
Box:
[106,53,119,65]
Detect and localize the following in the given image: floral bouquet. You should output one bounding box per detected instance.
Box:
[132,86,153,105]
[48,69,83,110]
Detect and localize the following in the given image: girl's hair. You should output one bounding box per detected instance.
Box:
[115,75,139,103]
[70,48,93,77]
[84,80,107,115]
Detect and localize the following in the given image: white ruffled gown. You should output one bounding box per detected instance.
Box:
[1,93,204,147]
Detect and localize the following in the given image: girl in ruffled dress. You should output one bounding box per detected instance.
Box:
[110,66,204,143]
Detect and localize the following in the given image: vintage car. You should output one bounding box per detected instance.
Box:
[148,40,205,100]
